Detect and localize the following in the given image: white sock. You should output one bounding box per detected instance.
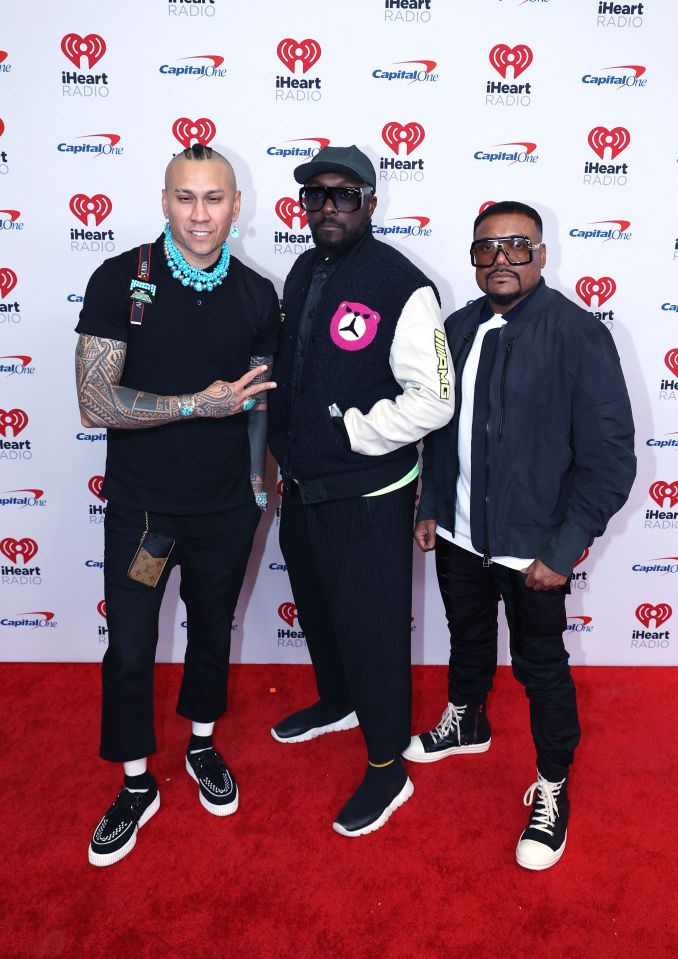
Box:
[191,721,214,737]
[124,758,147,777]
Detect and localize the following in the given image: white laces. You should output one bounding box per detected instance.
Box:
[431,702,466,745]
[522,774,566,835]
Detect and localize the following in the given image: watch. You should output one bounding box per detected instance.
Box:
[178,393,196,417]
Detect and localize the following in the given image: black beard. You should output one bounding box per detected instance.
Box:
[488,290,522,307]
[311,217,372,258]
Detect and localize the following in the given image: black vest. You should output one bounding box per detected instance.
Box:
[269,232,438,491]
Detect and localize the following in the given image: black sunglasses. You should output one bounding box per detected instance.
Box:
[299,185,374,214]
[470,235,543,267]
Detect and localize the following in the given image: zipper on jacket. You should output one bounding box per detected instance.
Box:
[497,337,515,441]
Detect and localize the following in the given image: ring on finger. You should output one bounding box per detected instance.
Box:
[242,397,256,412]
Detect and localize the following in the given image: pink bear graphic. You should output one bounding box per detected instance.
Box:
[329,301,381,352]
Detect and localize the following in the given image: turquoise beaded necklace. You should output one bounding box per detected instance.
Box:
[163,222,231,293]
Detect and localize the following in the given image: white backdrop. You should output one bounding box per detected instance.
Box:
[1,0,676,666]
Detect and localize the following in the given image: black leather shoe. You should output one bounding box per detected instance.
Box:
[333,759,413,837]
[403,701,491,762]
[271,700,358,743]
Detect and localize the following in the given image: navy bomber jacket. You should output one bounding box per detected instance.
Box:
[417,279,636,576]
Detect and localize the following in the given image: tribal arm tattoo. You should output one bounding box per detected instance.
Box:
[247,355,273,493]
[75,334,183,429]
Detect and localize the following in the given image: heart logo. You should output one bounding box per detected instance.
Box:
[171,117,216,149]
[0,408,28,437]
[575,276,616,308]
[574,548,590,567]
[88,475,106,502]
[276,38,321,74]
[278,601,298,627]
[664,349,678,378]
[275,197,307,230]
[0,268,17,299]
[588,126,631,160]
[489,44,533,79]
[97,600,107,619]
[381,121,426,157]
[69,194,112,227]
[635,603,672,628]
[649,481,678,509]
[61,33,107,69]
[0,537,38,565]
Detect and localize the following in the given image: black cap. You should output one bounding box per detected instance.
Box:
[294,145,376,190]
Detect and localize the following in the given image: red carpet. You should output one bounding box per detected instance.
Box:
[1,664,676,959]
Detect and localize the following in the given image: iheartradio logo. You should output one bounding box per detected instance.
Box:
[489,44,533,79]
[664,349,678,378]
[61,33,106,70]
[588,126,630,160]
[0,408,28,437]
[575,548,590,567]
[0,537,38,565]
[275,198,308,230]
[88,475,105,502]
[575,276,616,308]
[69,194,112,227]
[278,601,298,627]
[382,121,425,157]
[97,600,107,619]
[649,481,678,509]
[479,201,496,214]
[0,118,4,137]
[276,38,321,74]
[0,268,17,299]
[172,117,216,149]
[635,603,672,628]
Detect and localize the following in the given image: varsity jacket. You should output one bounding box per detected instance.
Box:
[417,280,636,576]
[268,231,454,502]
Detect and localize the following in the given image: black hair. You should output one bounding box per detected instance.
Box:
[181,143,214,161]
[473,200,543,237]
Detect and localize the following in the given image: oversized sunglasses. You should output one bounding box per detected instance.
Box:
[470,235,543,267]
[299,185,374,213]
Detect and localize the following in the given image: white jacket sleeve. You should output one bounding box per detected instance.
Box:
[341,286,454,455]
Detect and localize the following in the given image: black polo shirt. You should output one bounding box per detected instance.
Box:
[76,235,280,514]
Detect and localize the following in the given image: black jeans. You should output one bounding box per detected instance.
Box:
[435,537,580,780]
[279,480,417,763]
[100,501,260,762]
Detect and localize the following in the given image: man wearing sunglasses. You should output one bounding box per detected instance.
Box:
[268,145,454,837]
[407,201,635,870]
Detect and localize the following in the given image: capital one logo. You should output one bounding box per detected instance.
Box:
[635,603,672,628]
[664,349,678,378]
[275,198,308,230]
[88,475,105,502]
[0,268,17,299]
[69,194,112,227]
[575,276,616,307]
[1,210,21,224]
[278,601,298,627]
[0,408,28,437]
[61,33,106,69]
[588,126,630,160]
[489,44,533,79]
[649,481,678,509]
[97,600,107,619]
[0,537,38,564]
[382,121,425,157]
[276,38,321,74]
[172,117,216,149]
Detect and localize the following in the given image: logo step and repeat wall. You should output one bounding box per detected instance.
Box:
[1,0,676,665]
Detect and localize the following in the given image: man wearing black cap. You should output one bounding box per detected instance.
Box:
[268,145,454,836]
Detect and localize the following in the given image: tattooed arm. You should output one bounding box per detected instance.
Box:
[75,335,276,429]
[247,354,273,500]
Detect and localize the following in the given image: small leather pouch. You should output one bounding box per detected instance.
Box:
[127,515,175,588]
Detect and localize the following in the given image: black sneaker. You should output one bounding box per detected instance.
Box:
[516,772,569,871]
[185,747,238,817]
[271,700,358,744]
[88,781,160,867]
[402,702,491,763]
[333,760,414,838]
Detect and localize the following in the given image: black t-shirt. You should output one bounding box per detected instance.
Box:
[76,235,280,513]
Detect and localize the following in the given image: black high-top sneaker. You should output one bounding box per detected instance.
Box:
[516,771,569,871]
[402,702,491,763]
